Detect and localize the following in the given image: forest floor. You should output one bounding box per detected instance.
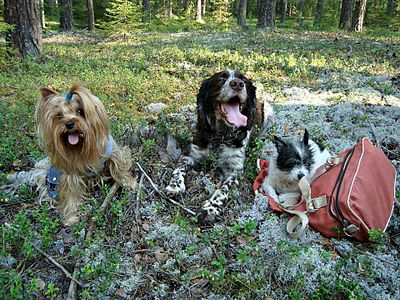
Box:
[1,28,400,299]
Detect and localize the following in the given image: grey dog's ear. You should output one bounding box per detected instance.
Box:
[40,88,57,100]
[303,129,309,146]
[274,135,286,150]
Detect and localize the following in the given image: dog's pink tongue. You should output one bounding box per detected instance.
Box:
[68,134,79,145]
[223,103,247,127]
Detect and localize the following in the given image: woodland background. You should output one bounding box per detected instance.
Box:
[1,0,400,57]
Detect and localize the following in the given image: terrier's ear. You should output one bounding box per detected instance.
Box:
[274,136,286,150]
[40,88,57,100]
[303,129,309,146]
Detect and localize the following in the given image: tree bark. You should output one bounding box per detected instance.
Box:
[314,0,324,27]
[196,0,203,22]
[237,0,247,27]
[59,0,73,31]
[87,0,94,31]
[4,0,43,57]
[143,0,151,22]
[257,0,276,29]
[386,0,394,16]
[339,0,352,29]
[351,0,367,32]
[280,0,287,23]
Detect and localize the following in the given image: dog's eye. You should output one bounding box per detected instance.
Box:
[57,113,63,119]
[77,109,84,117]
[218,78,226,83]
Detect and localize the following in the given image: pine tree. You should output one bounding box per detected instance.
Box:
[102,0,142,39]
[211,0,231,25]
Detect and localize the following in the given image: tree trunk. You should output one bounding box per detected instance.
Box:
[237,0,247,27]
[257,0,276,29]
[196,0,203,22]
[47,0,57,10]
[280,0,287,23]
[143,0,151,22]
[87,0,94,31]
[184,0,190,14]
[177,0,182,16]
[59,0,73,31]
[4,0,43,57]
[202,0,207,16]
[339,0,352,29]
[386,0,394,16]
[167,0,173,17]
[314,0,324,27]
[297,0,305,28]
[351,0,367,31]
[39,0,45,28]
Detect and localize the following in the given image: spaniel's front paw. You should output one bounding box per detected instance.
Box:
[165,169,186,195]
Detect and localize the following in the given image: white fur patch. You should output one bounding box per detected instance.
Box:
[262,138,331,201]
[217,70,247,102]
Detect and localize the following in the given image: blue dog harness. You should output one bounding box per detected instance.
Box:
[46,135,114,199]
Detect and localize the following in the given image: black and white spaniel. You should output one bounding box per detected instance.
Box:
[166,70,273,221]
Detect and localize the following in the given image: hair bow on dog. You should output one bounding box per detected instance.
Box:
[66,92,73,103]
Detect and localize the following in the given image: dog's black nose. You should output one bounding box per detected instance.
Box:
[230,79,244,91]
[297,173,305,180]
[65,121,75,129]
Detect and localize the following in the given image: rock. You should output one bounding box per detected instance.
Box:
[145,103,167,113]
[115,288,128,299]
[34,278,46,291]
[384,95,400,106]
[373,75,390,83]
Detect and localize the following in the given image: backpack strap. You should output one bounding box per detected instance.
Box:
[277,176,329,239]
[281,206,309,239]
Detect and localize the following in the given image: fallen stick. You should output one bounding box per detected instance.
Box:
[136,162,196,216]
[66,264,80,300]
[368,119,380,148]
[16,233,83,287]
[67,182,119,300]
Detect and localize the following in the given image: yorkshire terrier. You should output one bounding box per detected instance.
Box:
[28,84,137,225]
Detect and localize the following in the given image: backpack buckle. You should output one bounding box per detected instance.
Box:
[344,224,359,236]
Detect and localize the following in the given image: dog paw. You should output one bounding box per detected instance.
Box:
[63,214,80,227]
[165,172,186,195]
[165,182,185,195]
[126,177,138,191]
[198,190,226,223]
[198,205,221,224]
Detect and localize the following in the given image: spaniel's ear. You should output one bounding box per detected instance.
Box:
[196,78,212,129]
[241,78,257,128]
[246,79,257,102]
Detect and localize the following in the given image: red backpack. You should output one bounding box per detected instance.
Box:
[253,138,397,241]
